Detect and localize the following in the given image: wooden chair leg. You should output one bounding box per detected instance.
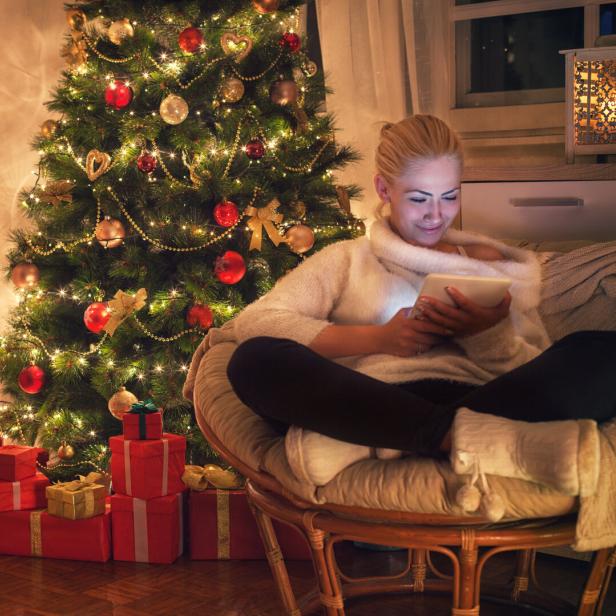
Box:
[302,510,345,616]
[512,549,533,602]
[596,548,616,616]
[452,529,480,616]
[247,499,302,616]
[411,549,427,592]
[577,548,612,616]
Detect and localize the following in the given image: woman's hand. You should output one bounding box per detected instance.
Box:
[415,287,511,338]
[377,308,454,357]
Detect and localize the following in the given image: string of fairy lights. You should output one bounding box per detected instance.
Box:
[1,4,363,457]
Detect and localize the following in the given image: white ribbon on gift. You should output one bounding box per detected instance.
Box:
[133,498,148,562]
[131,492,184,562]
[12,481,21,510]
[123,438,169,497]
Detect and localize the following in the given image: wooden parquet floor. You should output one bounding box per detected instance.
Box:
[0,543,614,615]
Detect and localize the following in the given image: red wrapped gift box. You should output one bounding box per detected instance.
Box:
[189,489,311,560]
[0,472,49,512]
[0,504,111,561]
[110,433,185,499]
[122,410,163,440]
[111,492,185,564]
[0,445,37,481]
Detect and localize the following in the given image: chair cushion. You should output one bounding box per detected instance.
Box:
[193,340,576,520]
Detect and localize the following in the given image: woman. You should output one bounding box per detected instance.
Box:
[227,115,613,502]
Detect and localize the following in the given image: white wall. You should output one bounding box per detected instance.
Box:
[0,0,67,330]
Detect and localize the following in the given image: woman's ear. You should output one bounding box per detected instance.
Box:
[374,174,389,202]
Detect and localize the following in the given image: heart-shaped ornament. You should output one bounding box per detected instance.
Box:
[220,33,253,63]
[86,149,111,181]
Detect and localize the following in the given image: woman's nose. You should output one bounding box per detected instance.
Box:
[424,199,442,221]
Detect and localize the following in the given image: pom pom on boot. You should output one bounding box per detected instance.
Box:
[450,407,600,497]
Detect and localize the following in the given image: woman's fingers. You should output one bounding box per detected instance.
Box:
[411,317,454,336]
[417,303,464,329]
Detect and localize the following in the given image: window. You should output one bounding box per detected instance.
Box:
[453,1,616,109]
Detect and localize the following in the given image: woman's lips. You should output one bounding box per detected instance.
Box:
[418,224,443,234]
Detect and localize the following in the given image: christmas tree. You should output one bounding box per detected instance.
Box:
[0,0,362,479]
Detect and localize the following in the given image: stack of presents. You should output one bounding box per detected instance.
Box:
[0,401,309,563]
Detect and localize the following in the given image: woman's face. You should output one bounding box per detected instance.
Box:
[374,156,462,247]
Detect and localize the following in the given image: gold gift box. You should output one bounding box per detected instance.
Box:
[46,473,107,520]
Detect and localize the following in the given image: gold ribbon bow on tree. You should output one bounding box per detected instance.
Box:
[182,464,242,491]
[245,198,285,251]
[103,288,148,336]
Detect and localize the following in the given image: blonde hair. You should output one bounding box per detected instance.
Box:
[375,114,463,217]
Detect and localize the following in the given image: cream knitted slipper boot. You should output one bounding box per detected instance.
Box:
[284,426,374,486]
[450,407,600,497]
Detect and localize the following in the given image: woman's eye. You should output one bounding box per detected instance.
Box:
[443,196,458,201]
[410,198,426,203]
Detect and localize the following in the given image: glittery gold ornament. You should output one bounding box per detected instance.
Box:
[40,120,58,139]
[269,79,298,105]
[252,0,280,14]
[108,18,134,45]
[356,219,366,235]
[108,386,139,420]
[57,444,75,460]
[95,217,126,249]
[220,77,245,103]
[11,263,40,288]
[160,94,189,125]
[291,200,307,219]
[304,60,318,77]
[86,149,112,181]
[285,224,315,254]
[66,9,87,32]
[220,32,253,63]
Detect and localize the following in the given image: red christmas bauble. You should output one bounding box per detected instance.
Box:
[279,32,301,53]
[137,152,157,173]
[84,302,111,334]
[104,80,133,110]
[215,251,246,285]
[213,200,240,227]
[179,27,204,53]
[18,365,46,395]
[245,139,265,160]
[186,304,214,329]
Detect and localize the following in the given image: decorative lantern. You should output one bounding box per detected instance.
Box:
[561,46,616,163]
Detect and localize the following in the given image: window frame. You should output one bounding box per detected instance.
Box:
[448,0,616,144]
[449,0,614,109]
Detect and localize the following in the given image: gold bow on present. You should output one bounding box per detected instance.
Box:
[103,288,148,336]
[62,472,104,492]
[245,199,285,251]
[182,464,242,491]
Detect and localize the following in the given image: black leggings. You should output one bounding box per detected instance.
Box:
[227,331,616,455]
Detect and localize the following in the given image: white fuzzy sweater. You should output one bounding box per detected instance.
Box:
[234,217,551,385]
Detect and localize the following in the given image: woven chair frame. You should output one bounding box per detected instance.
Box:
[195,408,616,615]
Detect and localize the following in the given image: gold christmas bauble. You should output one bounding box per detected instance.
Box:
[304,60,318,78]
[95,217,126,249]
[108,386,138,420]
[57,444,75,460]
[220,77,245,103]
[41,120,58,139]
[291,200,307,219]
[11,263,40,288]
[252,0,280,14]
[285,224,315,254]
[108,18,134,45]
[160,94,189,125]
[269,79,298,105]
[66,9,87,32]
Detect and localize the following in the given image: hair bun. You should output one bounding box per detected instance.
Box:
[380,122,394,137]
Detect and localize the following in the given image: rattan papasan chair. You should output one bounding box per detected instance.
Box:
[183,243,616,616]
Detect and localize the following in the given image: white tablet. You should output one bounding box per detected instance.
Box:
[409,273,511,318]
